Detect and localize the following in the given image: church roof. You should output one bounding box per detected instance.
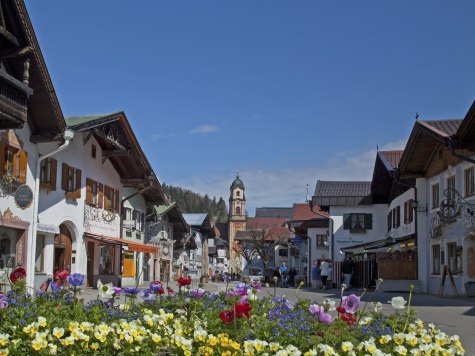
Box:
[230,173,245,190]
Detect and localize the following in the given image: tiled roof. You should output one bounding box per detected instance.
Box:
[314,180,372,197]
[183,213,209,227]
[246,217,287,229]
[292,203,328,221]
[214,222,228,241]
[421,119,462,137]
[380,150,403,169]
[255,207,293,219]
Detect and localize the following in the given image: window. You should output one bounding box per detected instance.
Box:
[104,186,120,212]
[133,210,145,232]
[392,206,401,228]
[99,244,115,274]
[447,176,456,201]
[91,144,96,159]
[447,242,462,274]
[465,168,474,197]
[236,191,240,197]
[61,163,81,198]
[404,200,414,224]
[387,212,392,232]
[86,178,103,207]
[35,235,45,273]
[343,213,372,233]
[432,183,439,209]
[0,142,27,184]
[316,235,328,248]
[235,206,241,215]
[432,244,441,275]
[39,158,57,191]
[278,249,288,257]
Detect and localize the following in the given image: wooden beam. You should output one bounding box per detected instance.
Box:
[83,131,92,145]
[30,132,63,143]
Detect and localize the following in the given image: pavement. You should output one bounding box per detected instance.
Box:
[80,280,475,354]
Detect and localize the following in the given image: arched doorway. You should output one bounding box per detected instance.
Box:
[53,225,72,274]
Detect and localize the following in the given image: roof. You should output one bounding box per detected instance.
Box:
[420,119,462,137]
[380,150,403,170]
[371,150,409,204]
[65,112,122,130]
[246,217,287,230]
[255,207,293,219]
[183,213,212,231]
[292,203,328,221]
[231,173,245,190]
[312,180,372,206]
[214,222,229,241]
[153,203,189,235]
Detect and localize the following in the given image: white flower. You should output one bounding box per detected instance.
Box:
[97,279,115,299]
[322,299,336,311]
[372,301,383,312]
[388,296,407,310]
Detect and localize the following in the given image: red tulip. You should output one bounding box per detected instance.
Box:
[54,270,69,280]
[336,306,346,314]
[178,277,191,287]
[235,302,252,318]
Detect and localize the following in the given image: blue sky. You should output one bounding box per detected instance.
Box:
[25,1,475,216]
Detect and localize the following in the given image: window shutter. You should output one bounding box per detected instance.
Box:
[61,163,69,191]
[74,169,82,198]
[343,214,351,230]
[17,150,27,183]
[396,206,401,227]
[86,178,92,205]
[50,159,57,190]
[98,183,104,209]
[115,189,120,214]
[0,142,5,176]
[364,214,373,230]
[104,186,111,209]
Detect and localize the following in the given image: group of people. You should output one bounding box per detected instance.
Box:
[272,262,298,287]
[311,256,355,291]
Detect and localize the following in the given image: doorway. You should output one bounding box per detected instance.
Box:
[53,225,72,275]
[86,241,95,287]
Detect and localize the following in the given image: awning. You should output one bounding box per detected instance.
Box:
[84,233,128,246]
[126,241,158,254]
[341,235,415,254]
[84,233,159,254]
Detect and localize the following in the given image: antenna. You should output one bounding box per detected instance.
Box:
[306,184,310,202]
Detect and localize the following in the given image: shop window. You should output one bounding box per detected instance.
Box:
[432,244,441,275]
[343,213,372,233]
[0,235,12,270]
[99,244,115,274]
[0,142,27,184]
[35,235,45,273]
[447,242,462,274]
[61,163,81,199]
[39,158,57,191]
[316,235,327,248]
[432,183,439,209]
[465,167,474,197]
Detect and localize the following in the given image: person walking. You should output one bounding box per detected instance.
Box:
[320,259,330,291]
[279,262,289,288]
[288,267,297,287]
[272,267,281,287]
[311,260,321,289]
[342,256,355,289]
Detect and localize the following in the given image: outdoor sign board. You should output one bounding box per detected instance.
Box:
[14,184,33,210]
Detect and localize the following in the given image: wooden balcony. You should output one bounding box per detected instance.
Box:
[0,70,33,129]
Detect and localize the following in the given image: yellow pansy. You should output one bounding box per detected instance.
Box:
[52,327,64,339]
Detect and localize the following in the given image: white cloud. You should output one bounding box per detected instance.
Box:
[170,138,407,216]
[190,124,219,134]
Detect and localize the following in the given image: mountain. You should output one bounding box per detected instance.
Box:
[161,183,228,223]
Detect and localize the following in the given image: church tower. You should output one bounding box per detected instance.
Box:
[228,173,246,273]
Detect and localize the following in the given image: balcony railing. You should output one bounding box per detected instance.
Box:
[0,70,33,129]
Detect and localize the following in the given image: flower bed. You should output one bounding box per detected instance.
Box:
[0,270,466,355]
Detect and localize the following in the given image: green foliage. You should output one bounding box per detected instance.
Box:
[162,183,228,223]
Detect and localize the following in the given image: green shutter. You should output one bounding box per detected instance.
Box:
[343,214,351,230]
[365,214,373,230]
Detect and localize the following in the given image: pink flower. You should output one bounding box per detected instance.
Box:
[341,294,360,314]
[309,304,323,316]
[318,311,335,325]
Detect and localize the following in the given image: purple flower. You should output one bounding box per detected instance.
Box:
[319,311,335,325]
[309,304,323,316]
[341,294,361,314]
[50,282,63,292]
[67,273,84,287]
[0,293,7,309]
[124,287,140,296]
[139,288,155,301]
[113,287,123,296]
[190,289,205,298]
[149,282,163,294]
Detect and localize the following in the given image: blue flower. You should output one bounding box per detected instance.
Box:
[139,289,155,301]
[50,282,63,292]
[67,273,85,287]
[124,287,140,295]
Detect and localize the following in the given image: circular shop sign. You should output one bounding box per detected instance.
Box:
[14,184,34,210]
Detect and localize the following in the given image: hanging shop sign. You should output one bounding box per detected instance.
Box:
[14,184,33,210]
